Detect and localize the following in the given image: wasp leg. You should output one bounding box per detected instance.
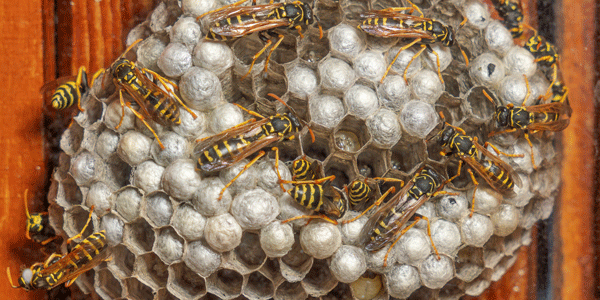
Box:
[233,103,266,119]
[372,177,405,186]
[263,31,285,75]
[195,118,258,143]
[341,186,396,224]
[445,160,463,184]
[67,206,95,244]
[74,66,87,112]
[281,214,338,225]
[521,74,531,106]
[125,101,166,149]
[218,151,267,201]
[424,45,445,84]
[42,253,64,268]
[466,168,479,217]
[382,38,422,84]
[401,0,423,16]
[272,147,287,192]
[383,213,439,267]
[240,32,274,80]
[116,90,127,130]
[39,236,61,246]
[522,131,536,169]
[488,128,517,137]
[482,139,524,158]
[280,175,336,186]
[379,6,416,14]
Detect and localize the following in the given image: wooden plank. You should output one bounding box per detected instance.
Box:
[553,0,596,299]
[0,0,47,298]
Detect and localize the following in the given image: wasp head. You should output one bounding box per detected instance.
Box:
[431,21,454,47]
[494,106,510,127]
[420,167,444,187]
[438,126,455,147]
[111,58,135,82]
[26,213,44,234]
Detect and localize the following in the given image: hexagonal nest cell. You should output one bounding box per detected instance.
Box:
[43,0,568,299]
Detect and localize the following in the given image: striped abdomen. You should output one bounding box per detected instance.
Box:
[145,90,180,125]
[365,205,407,251]
[480,160,514,192]
[207,14,258,41]
[51,81,85,110]
[197,136,254,171]
[289,183,325,212]
[347,181,372,207]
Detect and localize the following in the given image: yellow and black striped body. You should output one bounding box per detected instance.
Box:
[360,16,454,47]
[524,34,558,67]
[51,77,88,110]
[292,158,313,180]
[197,135,256,172]
[26,212,56,245]
[111,58,180,125]
[550,81,568,103]
[206,2,315,41]
[480,160,514,192]
[289,183,326,212]
[18,230,108,290]
[439,127,478,159]
[364,168,444,252]
[197,113,302,173]
[492,0,524,38]
[347,180,372,207]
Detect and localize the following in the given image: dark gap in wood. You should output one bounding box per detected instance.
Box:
[536,0,555,42]
[536,216,553,300]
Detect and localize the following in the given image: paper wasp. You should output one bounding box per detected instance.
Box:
[358,0,468,84]
[7,206,109,290]
[22,189,59,246]
[40,66,90,113]
[523,26,560,96]
[197,0,322,79]
[278,175,349,225]
[194,93,314,201]
[491,0,524,38]
[485,76,571,168]
[343,167,455,267]
[93,39,198,149]
[345,177,403,209]
[436,116,523,216]
[290,156,320,181]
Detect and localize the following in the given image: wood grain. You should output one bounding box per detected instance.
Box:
[0,0,47,298]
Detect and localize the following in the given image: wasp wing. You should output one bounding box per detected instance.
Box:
[210,18,290,37]
[200,3,282,25]
[525,102,572,131]
[194,117,271,157]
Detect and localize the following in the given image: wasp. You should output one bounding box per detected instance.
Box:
[194,93,314,200]
[436,118,523,216]
[278,175,349,225]
[22,189,58,246]
[345,177,404,209]
[358,0,468,84]
[7,206,110,290]
[290,155,321,181]
[197,0,322,79]
[344,167,455,266]
[40,66,90,113]
[491,0,524,38]
[93,39,198,149]
[523,27,560,96]
[485,76,571,168]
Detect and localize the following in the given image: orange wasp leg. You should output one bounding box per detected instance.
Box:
[218,151,267,201]
[383,213,439,267]
[382,38,422,84]
[341,186,396,224]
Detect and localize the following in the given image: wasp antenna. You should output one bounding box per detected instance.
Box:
[23,189,31,219]
[482,89,497,105]
[120,39,143,60]
[6,267,18,289]
[459,16,467,29]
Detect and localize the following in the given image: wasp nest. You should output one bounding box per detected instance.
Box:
[47,0,561,299]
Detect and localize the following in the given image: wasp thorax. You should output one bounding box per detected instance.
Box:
[439,126,456,146]
[432,21,454,46]
[495,106,511,127]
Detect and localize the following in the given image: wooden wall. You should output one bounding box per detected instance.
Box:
[0,0,595,299]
